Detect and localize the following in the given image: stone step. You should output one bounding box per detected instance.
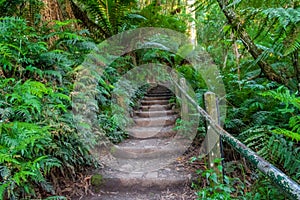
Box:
[82,85,198,200]
[135,110,178,118]
[97,162,192,192]
[148,87,170,92]
[134,115,178,127]
[127,126,176,139]
[143,96,174,101]
[147,90,171,94]
[140,99,170,105]
[110,138,186,159]
[145,93,173,97]
[139,104,174,111]
[82,190,195,200]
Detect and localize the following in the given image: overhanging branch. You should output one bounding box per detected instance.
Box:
[216,0,287,85]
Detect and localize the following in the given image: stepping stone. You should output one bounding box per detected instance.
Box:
[126,125,177,139]
[145,93,173,97]
[110,138,187,159]
[97,162,192,192]
[133,115,178,127]
[143,96,174,101]
[134,110,178,118]
[139,104,174,111]
[140,99,170,105]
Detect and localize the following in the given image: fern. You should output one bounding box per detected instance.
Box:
[260,86,300,112]
[272,116,300,142]
[262,7,300,56]
[70,0,136,39]
[0,16,98,199]
[267,135,300,177]
[273,129,300,142]
[263,8,300,29]
[241,126,273,157]
[290,115,300,133]
[0,122,61,199]
[240,127,300,181]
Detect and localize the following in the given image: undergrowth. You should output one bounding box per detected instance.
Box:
[0,17,97,199]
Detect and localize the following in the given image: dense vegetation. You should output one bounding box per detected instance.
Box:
[0,0,299,199]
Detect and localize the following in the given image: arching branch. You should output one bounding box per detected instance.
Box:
[216,0,288,85]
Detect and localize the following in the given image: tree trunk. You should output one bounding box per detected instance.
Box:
[216,0,287,85]
[41,0,63,22]
[186,0,197,47]
[41,0,77,23]
[293,51,300,93]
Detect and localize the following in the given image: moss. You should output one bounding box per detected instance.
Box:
[110,146,117,154]
[91,174,103,187]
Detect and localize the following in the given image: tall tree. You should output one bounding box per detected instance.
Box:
[195,0,300,90]
[216,0,286,85]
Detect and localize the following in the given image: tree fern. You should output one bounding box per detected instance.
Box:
[70,0,136,39]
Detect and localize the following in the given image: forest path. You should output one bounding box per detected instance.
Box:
[82,85,198,199]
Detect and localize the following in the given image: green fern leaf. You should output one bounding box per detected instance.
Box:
[272,128,300,142]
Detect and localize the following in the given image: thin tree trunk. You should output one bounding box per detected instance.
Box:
[216,0,287,85]
[186,0,197,47]
[231,32,241,90]
[293,51,300,94]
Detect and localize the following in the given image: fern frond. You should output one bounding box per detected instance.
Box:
[267,135,300,176]
[284,33,300,56]
[272,128,300,142]
[260,86,300,111]
[22,80,49,97]
[0,107,13,121]
[290,116,300,133]
[263,8,300,29]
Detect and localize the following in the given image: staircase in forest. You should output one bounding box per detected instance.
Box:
[85,85,195,199]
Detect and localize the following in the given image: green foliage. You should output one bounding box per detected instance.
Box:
[0,17,95,82]
[0,0,298,199]
[223,76,300,184]
[195,0,299,90]
[272,118,300,142]
[260,86,300,142]
[0,17,47,78]
[245,173,289,200]
[138,4,187,32]
[193,159,290,199]
[193,159,236,200]
[260,86,300,112]
[0,0,43,21]
[0,122,60,199]
[0,17,97,199]
[70,0,137,39]
[0,78,96,199]
[262,7,300,56]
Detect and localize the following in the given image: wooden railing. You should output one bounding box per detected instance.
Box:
[173,78,300,199]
